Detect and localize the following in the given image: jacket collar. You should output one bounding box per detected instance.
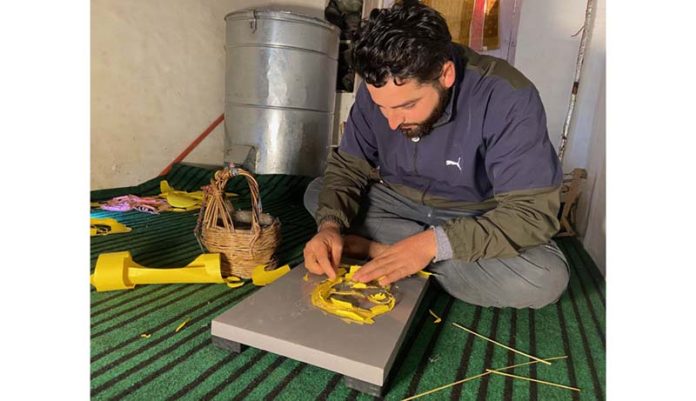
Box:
[433,43,465,128]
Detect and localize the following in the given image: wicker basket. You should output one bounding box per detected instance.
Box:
[195,165,281,279]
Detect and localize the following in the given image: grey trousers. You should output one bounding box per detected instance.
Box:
[304,178,570,309]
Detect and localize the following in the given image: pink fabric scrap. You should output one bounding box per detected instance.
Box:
[99,195,169,214]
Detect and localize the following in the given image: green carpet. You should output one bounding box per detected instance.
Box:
[90,163,605,401]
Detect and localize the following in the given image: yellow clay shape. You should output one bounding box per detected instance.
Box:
[252,264,291,286]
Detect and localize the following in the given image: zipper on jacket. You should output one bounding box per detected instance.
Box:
[412,140,431,204]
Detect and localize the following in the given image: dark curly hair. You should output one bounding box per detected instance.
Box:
[350,2,452,87]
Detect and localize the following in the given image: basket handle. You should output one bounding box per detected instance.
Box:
[210,164,262,232]
[230,165,263,233]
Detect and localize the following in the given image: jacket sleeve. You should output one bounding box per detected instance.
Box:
[440,85,563,261]
[315,84,379,229]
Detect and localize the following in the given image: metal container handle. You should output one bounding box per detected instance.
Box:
[250,9,257,33]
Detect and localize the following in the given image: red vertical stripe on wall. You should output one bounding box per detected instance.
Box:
[469,0,487,51]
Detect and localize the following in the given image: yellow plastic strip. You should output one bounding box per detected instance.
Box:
[252,264,291,286]
[225,275,245,288]
[417,270,433,278]
[175,317,192,332]
[330,298,354,308]
[140,333,152,339]
[429,309,442,323]
[159,180,204,209]
[344,265,361,281]
[90,218,132,236]
[160,180,173,194]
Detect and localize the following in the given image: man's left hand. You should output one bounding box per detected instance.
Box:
[351,229,437,286]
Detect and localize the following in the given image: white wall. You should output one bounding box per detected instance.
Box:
[515,0,605,273]
[579,73,605,274]
[91,0,328,189]
[515,0,588,153]
[564,0,606,275]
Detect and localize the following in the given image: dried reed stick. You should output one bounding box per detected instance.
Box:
[401,373,489,401]
[452,322,551,365]
[401,356,567,401]
[486,369,580,392]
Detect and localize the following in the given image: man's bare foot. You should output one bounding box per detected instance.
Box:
[343,234,388,259]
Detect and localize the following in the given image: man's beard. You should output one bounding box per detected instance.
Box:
[398,83,451,139]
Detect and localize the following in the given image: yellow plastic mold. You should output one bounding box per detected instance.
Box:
[90,251,224,292]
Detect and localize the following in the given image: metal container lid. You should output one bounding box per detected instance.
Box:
[224,8,341,34]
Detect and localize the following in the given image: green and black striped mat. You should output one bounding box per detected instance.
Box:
[91,163,605,401]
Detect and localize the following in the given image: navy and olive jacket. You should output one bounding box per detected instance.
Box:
[316,44,563,262]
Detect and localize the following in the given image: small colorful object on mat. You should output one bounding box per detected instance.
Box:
[310,265,396,325]
[99,194,170,214]
[95,180,230,214]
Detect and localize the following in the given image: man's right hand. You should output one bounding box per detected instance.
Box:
[303,220,343,279]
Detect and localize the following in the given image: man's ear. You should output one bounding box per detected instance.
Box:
[440,61,456,89]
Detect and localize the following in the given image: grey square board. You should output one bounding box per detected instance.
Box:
[211,262,430,386]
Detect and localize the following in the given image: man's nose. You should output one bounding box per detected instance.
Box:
[386,111,404,130]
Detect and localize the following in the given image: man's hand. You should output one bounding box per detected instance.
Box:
[343,234,389,259]
[303,220,343,279]
[351,229,437,286]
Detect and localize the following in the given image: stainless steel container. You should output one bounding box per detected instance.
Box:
[223,9,340,176]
